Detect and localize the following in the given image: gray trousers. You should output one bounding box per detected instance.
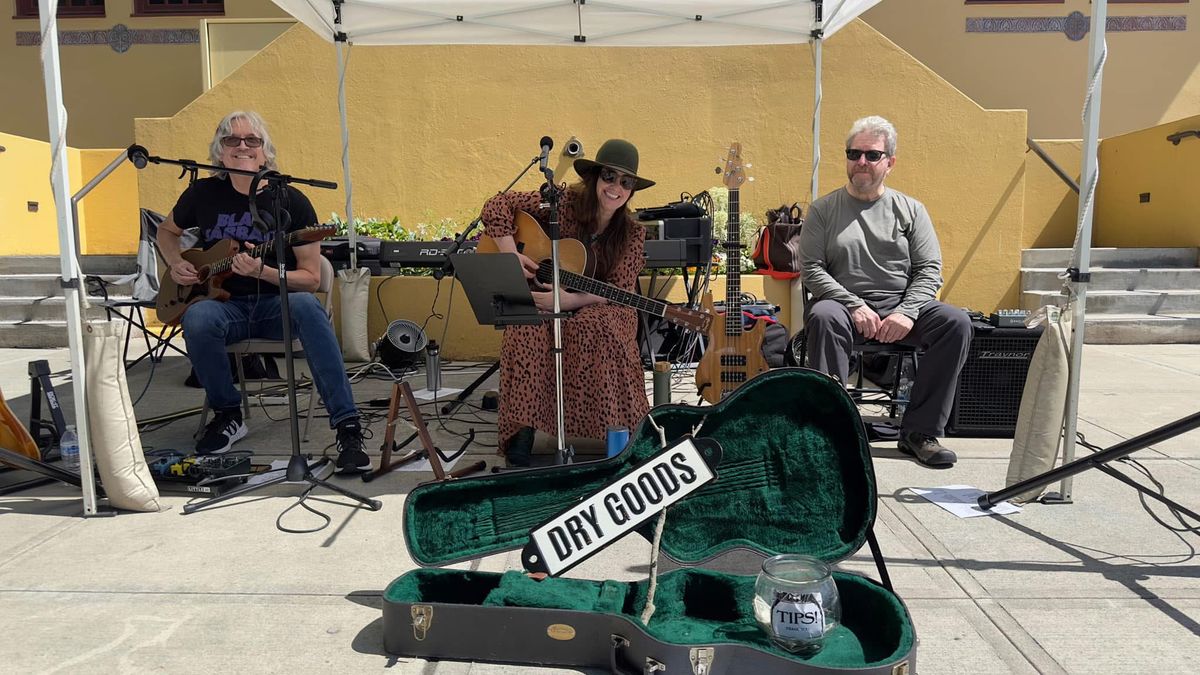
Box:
[805,300,972,437]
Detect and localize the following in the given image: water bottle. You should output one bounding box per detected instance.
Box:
[652,361,672,407]
[60,425,80,472]
[895,358,914,418]
[606,426,630,458]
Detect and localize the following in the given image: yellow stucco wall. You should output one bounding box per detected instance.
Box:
[1094,115,1200,248]
[0,133,139,256]
[1022,140,1082,250]
[863,0,1200,139]
[0,131,80,255]
[136,19,1027,317]
[0,0,287,149]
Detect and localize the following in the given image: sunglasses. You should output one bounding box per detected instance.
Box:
[845,148,887,163]
[221,135,264,148]
[599,167,638,191]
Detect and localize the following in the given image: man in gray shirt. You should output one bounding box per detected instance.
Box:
[800,116,972,467]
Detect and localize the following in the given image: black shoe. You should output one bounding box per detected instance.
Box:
[504,427,535,468]
[898,432,957,468]
[334,419,371,476]
[196,409,247,455]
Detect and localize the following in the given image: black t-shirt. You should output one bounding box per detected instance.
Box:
[171,176,319,297]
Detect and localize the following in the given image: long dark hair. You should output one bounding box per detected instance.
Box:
[571,168,636,282]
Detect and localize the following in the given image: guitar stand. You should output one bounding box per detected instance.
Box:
[364,380,486,483]
[27,360,67,455]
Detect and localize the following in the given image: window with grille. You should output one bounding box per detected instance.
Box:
[14,0,105,18]
[132,0,224,16]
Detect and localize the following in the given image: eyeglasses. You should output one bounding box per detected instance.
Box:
[221,135,264,148]
[845,148,887,163]
[599,168,638,191]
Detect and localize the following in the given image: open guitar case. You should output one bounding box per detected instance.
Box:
[386,368,916,673]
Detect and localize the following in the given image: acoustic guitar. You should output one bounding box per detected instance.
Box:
[0,385,41,465]
[695,143,769,404]
[477,211,712,334]
[156,225,334,325]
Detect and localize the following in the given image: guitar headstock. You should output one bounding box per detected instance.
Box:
[664,304,715,334]
[719,142,747,190]
[300,225,337,242]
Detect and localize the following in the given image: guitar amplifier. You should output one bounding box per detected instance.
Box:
[946,320,1043,438]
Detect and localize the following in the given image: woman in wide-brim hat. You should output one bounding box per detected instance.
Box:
[480,138,655,467]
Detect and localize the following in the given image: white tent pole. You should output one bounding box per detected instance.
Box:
[811,36,822,202]
[38,0,100,515]
[1055,0,1108,502]
[334,1,356,269]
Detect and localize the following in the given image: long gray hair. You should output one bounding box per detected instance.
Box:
[846,116,897,156]
[208,110,278,178]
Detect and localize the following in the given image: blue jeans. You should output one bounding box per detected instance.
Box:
[181,293,357,428]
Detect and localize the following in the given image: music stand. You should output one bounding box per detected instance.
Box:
[450,253,549,327]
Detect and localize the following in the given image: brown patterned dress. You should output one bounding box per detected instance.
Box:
[481,188,649,453]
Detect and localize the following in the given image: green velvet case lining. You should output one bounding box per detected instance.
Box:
[385,567,915,668]
[404,368,875,567]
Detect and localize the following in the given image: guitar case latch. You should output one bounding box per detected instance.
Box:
[411,605,433,641]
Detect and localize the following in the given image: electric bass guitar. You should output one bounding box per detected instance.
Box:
[477,211,712,334]
[695,143,769,403]
[156,225,335,325]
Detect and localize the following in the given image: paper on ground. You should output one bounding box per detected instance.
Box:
[395,449,463,473]
[409,386,463,401]
[909,485,1021,518]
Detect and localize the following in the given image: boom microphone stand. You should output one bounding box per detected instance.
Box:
[123,148,380,514]
[538,138,572,464]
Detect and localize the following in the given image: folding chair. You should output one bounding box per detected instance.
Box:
[785,284,920,421]
[195,256,336,443]
[86,209,188,369]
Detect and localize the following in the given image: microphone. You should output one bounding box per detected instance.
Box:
[127,144,150,169]
[538,136,554,172]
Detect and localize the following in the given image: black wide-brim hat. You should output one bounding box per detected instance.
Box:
[573,138,656,191]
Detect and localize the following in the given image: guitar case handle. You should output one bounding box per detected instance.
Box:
[609,634,666,675]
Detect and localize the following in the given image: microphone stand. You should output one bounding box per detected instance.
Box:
[539,160,572,465]
[122,149,381,515]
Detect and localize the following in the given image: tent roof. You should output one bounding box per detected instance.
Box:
[271,0,879,46]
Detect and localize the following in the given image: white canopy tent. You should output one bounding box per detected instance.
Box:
[36,0,1111,513]
[269,0,882,266]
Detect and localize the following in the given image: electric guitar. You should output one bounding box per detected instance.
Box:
[155,225,334,325]
[478,211,712,334]
[695,143,769,404]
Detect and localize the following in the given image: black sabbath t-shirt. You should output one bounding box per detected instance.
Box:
[171,176,319,297]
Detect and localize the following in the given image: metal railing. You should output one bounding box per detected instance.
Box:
[1167,129,1200,145]
[1026,137,1080,194]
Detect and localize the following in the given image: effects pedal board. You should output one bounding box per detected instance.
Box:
[989,309,1029,328]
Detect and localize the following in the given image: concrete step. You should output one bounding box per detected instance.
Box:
[1082,314,1200,344]
[0,321,68,348]
[0,274,133,299]
[1021,267,1200,293]
[0,297,113,323]
[1021,247,1198,269]
[0,255,137,275]
[1022,290,1200,315]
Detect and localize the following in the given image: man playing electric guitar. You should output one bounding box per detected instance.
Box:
[156,110,369,474]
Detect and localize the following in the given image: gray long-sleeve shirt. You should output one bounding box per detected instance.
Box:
[799,186,943,319]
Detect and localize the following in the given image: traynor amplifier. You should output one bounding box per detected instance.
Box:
[946,320,1043,438]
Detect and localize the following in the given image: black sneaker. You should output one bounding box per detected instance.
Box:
[898,432,957,468]
[334,419,371,476]
[196,409,247,455]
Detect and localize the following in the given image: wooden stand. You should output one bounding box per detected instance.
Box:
[363,381,486,483]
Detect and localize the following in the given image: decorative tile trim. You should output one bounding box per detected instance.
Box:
[16,24,199,53]
[967,11,1186,41]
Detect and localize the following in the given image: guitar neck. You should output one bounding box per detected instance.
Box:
[207,230,303,275]
[724,188,742,335]
[557,269,667,318]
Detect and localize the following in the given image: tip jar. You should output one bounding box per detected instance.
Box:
[752,554,841,655]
